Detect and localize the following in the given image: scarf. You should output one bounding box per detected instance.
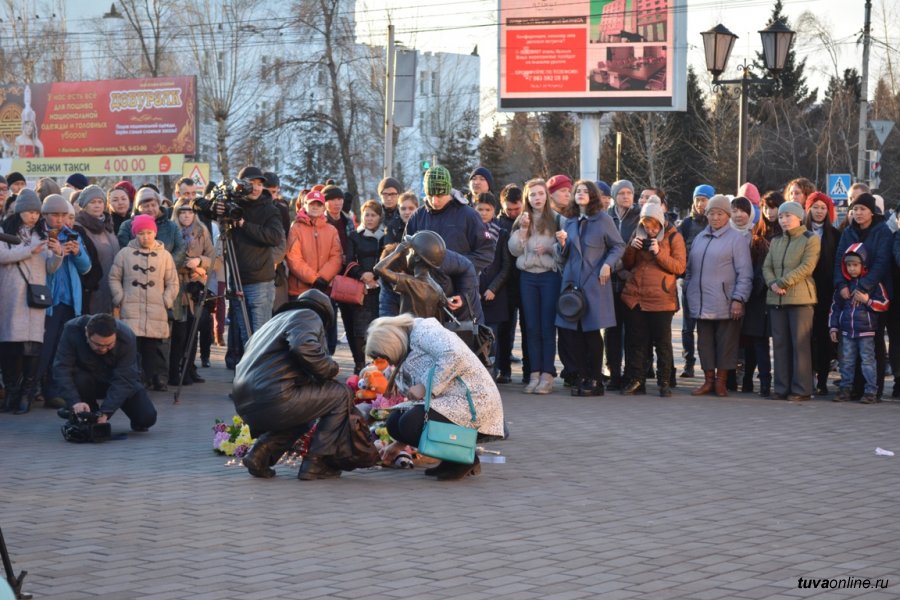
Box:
[76,210,114,234]
[360,227,385,240]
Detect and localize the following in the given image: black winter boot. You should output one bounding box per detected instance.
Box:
[298,455,342,480]
[435,456,481,481]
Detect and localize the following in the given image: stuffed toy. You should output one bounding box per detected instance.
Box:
[354,358,391,402]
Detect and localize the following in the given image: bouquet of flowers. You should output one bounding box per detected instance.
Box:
[212,415,255,458]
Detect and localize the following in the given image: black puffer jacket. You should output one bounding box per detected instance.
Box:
[232,307,339,421]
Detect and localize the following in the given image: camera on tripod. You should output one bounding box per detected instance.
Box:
[194,178,249,223]
[58,407,112,443]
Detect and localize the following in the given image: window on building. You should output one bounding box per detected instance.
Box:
[419,71,428,95]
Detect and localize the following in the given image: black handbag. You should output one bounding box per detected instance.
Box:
[557,285,587,321]
[17,262,52,309]
[442,307,494,367]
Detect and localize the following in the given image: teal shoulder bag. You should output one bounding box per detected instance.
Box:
[417,366,478,464]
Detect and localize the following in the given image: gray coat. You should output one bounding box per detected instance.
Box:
[684,224,753,320]
[0,231,63,343]
[555,211,626,331]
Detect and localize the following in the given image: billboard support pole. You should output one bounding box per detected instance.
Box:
[383,24,395,179]
[579,114,601,182]
[615,132,622,181]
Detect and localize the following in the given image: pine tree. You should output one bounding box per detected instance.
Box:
[752,0,816,106]
[539,112,579,179]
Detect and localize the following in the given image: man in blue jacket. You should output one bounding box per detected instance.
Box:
[405,165,495,275]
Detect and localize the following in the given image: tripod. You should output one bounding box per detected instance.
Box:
[0,524,31,599]
[173,220,252,403]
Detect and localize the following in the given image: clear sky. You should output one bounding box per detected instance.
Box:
[355,0,896,126]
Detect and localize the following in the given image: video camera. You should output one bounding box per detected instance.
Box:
[193,178,249,223]
[58,407,112,443]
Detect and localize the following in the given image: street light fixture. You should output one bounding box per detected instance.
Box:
[701,20,795,190]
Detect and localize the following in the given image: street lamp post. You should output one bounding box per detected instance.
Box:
[701,21,795,191]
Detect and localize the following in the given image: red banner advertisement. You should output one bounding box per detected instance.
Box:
[0,76,197,158]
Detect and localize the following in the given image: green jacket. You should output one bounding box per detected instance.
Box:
[762,226,821,306]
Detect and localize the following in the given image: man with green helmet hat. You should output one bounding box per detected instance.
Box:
[406,165,495,275]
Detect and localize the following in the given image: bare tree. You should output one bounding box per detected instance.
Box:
[116,0,177,78]
[281,0,373,197]
[0,0,68,84]
[183,0,263,180]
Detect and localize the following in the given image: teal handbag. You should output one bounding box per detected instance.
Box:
[417,366,478,464]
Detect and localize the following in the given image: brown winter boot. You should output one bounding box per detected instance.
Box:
[714,369,729,397]
[692,370,715,396]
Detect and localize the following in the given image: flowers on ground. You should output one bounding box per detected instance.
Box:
[213,416,255,457]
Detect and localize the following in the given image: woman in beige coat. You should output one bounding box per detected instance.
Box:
[0,190,63,413]
[109,214,178,391]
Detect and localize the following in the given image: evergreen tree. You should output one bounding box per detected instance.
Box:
[539,111,579,179]
[479,124,509,185]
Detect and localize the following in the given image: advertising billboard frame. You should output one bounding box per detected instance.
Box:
[497,0,687,112]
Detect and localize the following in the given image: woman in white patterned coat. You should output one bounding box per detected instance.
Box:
[366,314,503,480]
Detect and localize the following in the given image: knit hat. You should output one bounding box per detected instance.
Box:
[639,199,665,227]
[35,177,61,201]
[378,177,402,195]
[547,174,573,195]
[136,187,159,205]
[595,180,611,196]
[322,184,344,201]
[41,194,70,214]
[705,194,732,217]
[263,171,280,188]
[610,179,634,200]
[778,201,805,221]
[737,182,760,206]
[6,172,25,186]
[13,189,41,214]
[423,165,452,196]
[114,180,136,202]
[469,166,494,192]
[731,196,753,216]
[78,184,106,208]
[850,193,878,215]
[693,184,715,199]
[131,214,158,235]
[804,191,835,224]
[65,173,88,190]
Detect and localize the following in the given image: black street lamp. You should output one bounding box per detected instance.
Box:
[701,20,795,190]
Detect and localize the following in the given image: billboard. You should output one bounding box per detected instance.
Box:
[0,76,197,159]
[498,0,686,111]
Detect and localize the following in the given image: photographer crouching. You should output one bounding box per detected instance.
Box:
[53,313,157,436]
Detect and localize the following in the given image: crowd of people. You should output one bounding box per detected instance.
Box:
[0,162,895,480]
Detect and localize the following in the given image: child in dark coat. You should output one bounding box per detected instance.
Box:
[829,243,889,403]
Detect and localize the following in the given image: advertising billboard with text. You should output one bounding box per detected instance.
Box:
[0,76,197,159]
[499,0,686,111]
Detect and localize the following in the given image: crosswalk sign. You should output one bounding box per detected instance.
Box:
[827,173,851,201]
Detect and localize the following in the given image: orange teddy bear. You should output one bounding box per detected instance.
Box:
[355,358,391,401]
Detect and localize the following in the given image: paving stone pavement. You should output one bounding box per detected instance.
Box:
[1,331,899,600]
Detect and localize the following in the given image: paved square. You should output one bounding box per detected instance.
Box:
[1,336,898,599]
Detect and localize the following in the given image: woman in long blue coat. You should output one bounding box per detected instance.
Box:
[555,180,625,396]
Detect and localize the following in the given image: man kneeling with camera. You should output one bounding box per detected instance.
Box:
[54,313,157,439]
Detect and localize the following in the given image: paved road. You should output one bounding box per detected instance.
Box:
[1,337,899,599]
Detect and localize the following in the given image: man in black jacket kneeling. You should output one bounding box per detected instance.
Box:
[233,289,356,480]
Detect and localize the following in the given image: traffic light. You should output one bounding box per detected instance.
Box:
[420,159,431,172]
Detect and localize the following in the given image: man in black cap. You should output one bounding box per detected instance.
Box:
[222,166,285,346]
[234,290,359,480]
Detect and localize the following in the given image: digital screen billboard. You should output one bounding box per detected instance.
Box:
[499,0,686,111]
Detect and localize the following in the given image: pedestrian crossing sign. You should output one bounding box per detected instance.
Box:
[827,173,851,201]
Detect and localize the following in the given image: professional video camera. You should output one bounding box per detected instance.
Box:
[58,407,112,443]
[193,178,249,222]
